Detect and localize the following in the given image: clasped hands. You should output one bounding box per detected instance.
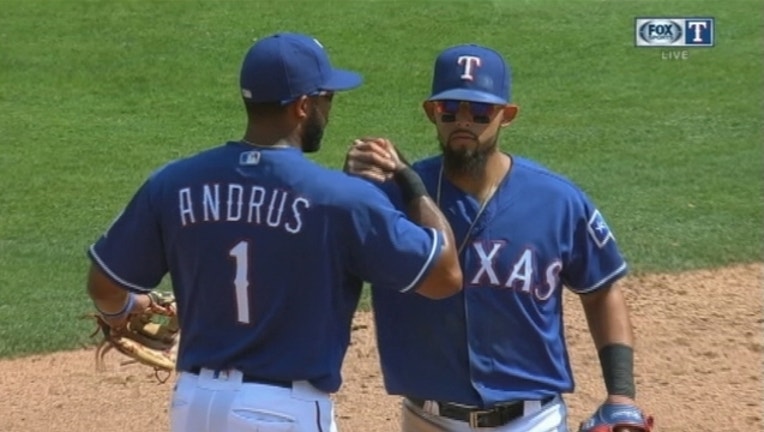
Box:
[344,137,407,182]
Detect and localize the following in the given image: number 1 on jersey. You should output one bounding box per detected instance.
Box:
[229,240,251,324]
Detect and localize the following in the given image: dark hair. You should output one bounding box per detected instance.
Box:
[243,99,290,118]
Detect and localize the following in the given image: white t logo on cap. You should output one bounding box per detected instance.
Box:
[457,55,482,81]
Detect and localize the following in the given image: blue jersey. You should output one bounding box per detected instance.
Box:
[88,141,442,393]
[372,154,627,406]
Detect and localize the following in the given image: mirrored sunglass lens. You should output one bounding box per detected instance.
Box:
[438,100,495,122]
[470,102,494,117]
[441,100,461,114]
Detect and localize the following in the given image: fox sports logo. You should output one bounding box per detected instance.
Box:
[638,19,682,45]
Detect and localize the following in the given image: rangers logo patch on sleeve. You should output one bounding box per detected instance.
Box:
[587,210,615,248]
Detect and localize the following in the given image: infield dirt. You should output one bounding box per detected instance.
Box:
[0,263,761,431]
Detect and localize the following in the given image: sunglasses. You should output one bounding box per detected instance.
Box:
[435,100,498,124]
[283,90,334,105]
[310,90,334,102]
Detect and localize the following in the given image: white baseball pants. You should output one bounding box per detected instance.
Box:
[171,368,337,432]
[400,395,568,432]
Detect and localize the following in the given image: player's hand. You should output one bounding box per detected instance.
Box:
[605,396,643,432]
[365,137,408,172]
[344,137,400,182]
[578,398,654,432]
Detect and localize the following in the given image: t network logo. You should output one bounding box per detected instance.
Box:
[635,18,715,47]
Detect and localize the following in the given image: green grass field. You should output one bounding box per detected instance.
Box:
[0,0,760,357]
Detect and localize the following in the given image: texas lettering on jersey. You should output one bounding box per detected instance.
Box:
[372,155,629,406]
[465,241,561,301]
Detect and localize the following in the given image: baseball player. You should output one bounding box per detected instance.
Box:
[344,44,653,431]
[86,32,463,432]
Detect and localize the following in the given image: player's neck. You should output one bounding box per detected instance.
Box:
[445,152,510,203]
[243,125,301,150]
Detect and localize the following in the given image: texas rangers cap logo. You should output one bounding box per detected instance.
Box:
[457,55,481,81]
[427,44,511,105]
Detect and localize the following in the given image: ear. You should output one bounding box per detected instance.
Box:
[289,95,311,120]
[500,104,519,127]
[422,101,438,124]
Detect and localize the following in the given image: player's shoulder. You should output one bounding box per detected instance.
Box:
[411,155,441,174]
[146,143,231,182]
[410,155,443,182]
[313,168,392,205]
[511,155,588,199]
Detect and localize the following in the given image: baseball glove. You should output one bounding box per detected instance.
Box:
[84,291,179,382]
[579,403,654,432]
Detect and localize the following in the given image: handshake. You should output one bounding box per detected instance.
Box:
[343,137,408,183]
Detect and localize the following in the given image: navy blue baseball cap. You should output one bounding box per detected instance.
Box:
[240,32,363,104]
[427,44,511,105]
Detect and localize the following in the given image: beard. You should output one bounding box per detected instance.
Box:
[440,131,499,178]
[301,105,325,153]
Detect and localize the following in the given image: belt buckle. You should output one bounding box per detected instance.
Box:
[468,409,492,428]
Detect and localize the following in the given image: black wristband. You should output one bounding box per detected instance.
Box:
[598,343,636,399]
[393,167,428,204]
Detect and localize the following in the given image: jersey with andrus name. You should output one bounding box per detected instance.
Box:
[88,141,443,393]
[372,154,627,407]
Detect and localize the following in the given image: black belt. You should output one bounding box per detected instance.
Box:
[188,366,292,389]
[407,396,554,428]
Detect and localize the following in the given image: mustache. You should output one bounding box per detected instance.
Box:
[448,130,478,141]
